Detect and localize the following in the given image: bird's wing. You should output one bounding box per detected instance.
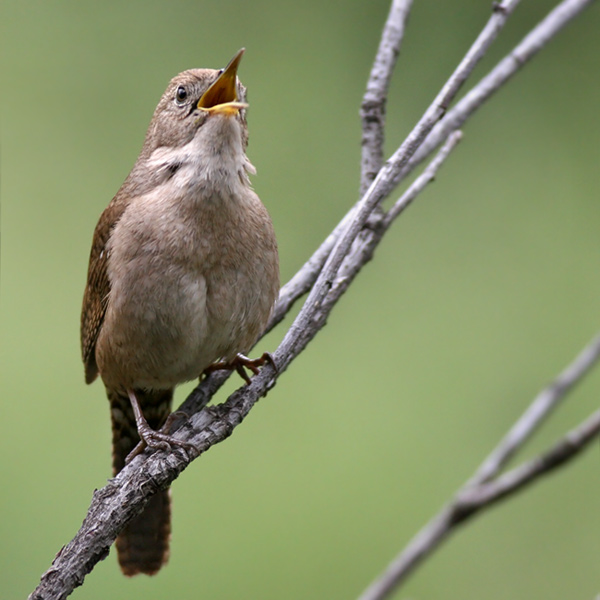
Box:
[80,196,129,384]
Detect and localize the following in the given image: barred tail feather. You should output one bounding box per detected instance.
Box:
[108,387,173,576]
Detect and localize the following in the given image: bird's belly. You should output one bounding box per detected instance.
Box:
[97,263,215,389]
[97,259,271,390]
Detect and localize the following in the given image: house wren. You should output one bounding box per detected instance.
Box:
[80,49,279,576]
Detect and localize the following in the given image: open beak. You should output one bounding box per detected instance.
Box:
[197,48,248,116]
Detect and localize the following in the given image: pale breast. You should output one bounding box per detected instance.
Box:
[96,179,278,391]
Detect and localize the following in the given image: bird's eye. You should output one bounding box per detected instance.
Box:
[174,86,188,105]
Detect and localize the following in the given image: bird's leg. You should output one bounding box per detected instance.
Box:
[125,389,195,464]
[203,352,277,385]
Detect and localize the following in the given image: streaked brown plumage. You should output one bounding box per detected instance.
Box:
[80,49,279,576]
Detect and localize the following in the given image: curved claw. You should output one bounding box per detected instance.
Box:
[124,391,195,464]
[203,352,277,384]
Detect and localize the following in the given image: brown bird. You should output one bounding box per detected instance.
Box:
[80,49,279,576]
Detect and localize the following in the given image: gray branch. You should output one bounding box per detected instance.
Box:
[403,0,597,178]
[274,0,520,372]
[359,407,600,600]
[271,0,593,333]
[358,334,600,600]
[28,0,598,598]
[471,332,600,485]
[360,0,413,196]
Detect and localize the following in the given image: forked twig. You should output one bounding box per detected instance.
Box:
[358,334,600,600]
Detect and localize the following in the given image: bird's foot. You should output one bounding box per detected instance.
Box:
[203,352,277,385]
[125,391,195,464]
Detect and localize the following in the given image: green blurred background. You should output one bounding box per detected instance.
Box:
[2,0,599,598]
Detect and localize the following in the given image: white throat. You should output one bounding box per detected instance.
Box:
[147,115,256,195]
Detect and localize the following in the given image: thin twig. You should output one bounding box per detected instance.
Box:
[267,209,354,331]
[471,332,600,484]
[460,408,600,508]
[274,0,521,370]
[358,407,600,600]
[402,0,596,180]
[314,128,463,322]
[360,0,414,196]
[273,0,594,326]
[384,130,463,226]
[269,0,534,332]
[357,334,600,600]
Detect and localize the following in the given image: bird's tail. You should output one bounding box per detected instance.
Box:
[108,387,173,576]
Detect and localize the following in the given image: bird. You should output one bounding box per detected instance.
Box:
[80,48,279,576]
